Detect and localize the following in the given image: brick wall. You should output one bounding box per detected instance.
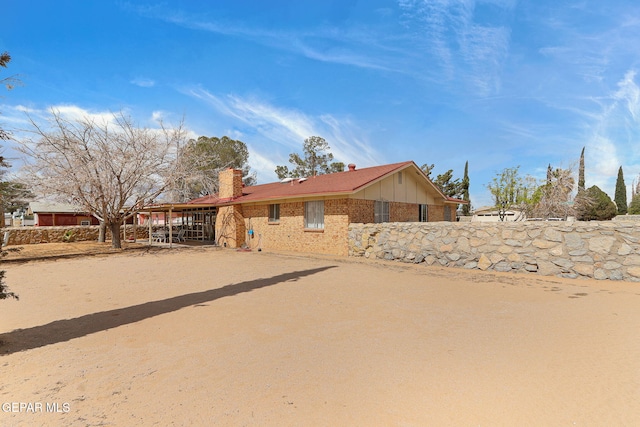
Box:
[215,205,246,248]
[218,168,243,199]
[428,205,445,222]
[240,199,350,255]
[347,199,374,224]
[233,198,457,255]
[390,202,418,222]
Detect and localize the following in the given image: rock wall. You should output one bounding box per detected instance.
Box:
[2,225,152,246]
[348,221,640,281]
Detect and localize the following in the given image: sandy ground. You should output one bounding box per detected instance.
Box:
[1,244,640,426]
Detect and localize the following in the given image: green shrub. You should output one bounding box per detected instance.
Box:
[0,248,19,300]
[629,194,640,215]
[62,230,75,243]
[576,185,617,220]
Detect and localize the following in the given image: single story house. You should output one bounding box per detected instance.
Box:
[28,202,100,226]
[471,206,525,222]
[194,161,467,256]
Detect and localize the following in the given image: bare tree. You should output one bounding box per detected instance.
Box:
[18,110,185,248]
[528,166,576,219]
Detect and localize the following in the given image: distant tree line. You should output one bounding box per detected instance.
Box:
[484,146,640,221]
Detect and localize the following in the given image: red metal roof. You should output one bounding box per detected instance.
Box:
[187,161,466,205]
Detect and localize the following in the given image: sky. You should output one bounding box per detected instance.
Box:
[2,0,640,208]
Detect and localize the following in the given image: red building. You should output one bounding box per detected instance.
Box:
[28,202,100,226]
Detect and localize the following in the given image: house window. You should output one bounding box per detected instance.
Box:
[444,206,452,221]
[419,204,428,222]
[304,201,324,229]
[374,200,390,223]
[398,171,403,184]
[80,220,91,226]
[269,204,280,223]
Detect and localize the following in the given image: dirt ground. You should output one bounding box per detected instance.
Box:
[1,243,640,426]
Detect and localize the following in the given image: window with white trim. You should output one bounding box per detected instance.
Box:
[269,204,280,222]
[374,200,390,223]
[304,201,324,229]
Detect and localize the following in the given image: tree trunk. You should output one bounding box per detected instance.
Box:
[0,194,4,228]
[109,221,122,249]
[98,221,106,242]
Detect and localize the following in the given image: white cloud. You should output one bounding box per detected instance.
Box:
[182,88,381,181]
[151,110,166,122]
[49,104,123,125]
[580,70,640,198]
[614,70,640,121]
[184,87,315,149]
[588,135,619,178]
[130,77,156,88]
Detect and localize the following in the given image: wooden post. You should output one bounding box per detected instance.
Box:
[148,210,152,246]
[133,212,137,243]
[169,206,173,248]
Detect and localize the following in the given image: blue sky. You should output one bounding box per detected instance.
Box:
[2,0,640,208]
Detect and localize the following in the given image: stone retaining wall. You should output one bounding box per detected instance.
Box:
[348,221,640,281]
[1,225,153,246]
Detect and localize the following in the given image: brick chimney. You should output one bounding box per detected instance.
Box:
[348,163,356,171]
[218,168,243,199]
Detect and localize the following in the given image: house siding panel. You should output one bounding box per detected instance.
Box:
[35,213,99,227]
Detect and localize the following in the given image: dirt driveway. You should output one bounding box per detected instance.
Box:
[1,245,639,425]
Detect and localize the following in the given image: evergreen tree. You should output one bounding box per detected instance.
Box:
[432,170,464,198]
[461,161,470,215]
[175,135,255,201]
[578,147,585,191]
[420,163,435,178]
[614,166,627,215]
[575,185,617,220]
[275,136,344,179]
[0,51,18,300]
[420,163,465,199]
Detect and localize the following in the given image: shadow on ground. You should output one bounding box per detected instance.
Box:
[0,266,335,355]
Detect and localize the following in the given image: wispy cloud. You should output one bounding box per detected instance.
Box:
[184,87,315,149]
[133,5,394,72]
[182,87,381,180]
[581,70,640,195]
[131,77,156,88]
[615,70,640,121]
[398,0,512,95]
[132,2,515,94]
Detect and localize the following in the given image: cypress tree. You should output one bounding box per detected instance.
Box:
[461,161,470,215]
[578,147,585,191]
[614,166,627,215]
